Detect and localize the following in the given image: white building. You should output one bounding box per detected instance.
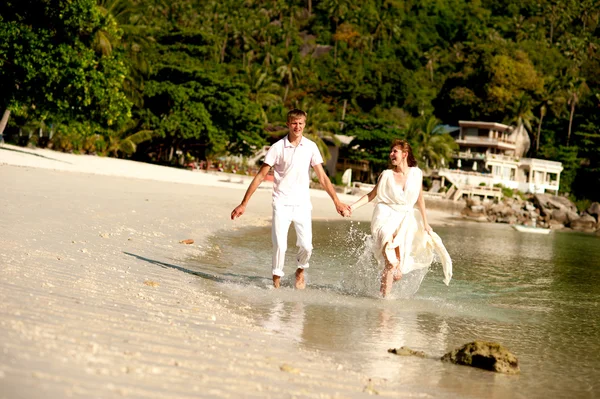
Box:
[437,121,563,201]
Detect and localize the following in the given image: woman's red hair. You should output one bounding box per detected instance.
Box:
[390,139,417,167]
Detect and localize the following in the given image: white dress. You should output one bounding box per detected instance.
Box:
[371,168,452,285]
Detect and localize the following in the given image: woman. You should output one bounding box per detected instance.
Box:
[348,139,452,297]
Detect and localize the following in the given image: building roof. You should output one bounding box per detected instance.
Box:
[459,121,512,132]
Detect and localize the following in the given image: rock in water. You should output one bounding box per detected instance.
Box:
[388,347,427,358]
[441,341,520,374]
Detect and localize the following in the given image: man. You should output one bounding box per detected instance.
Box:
[231,109,350,289]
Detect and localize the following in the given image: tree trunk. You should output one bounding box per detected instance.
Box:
[340,99,347,130]
[536,108,545,152]
[0,109,10,142]
[334,40,338,63]
[307,0,311,15]
[220,23,228,64]
[567,94,577,146]
[283,85,289,103]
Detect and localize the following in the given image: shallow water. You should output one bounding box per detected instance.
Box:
[185,220,600,398]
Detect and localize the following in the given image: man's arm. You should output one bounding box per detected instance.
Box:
[312,163,351,216]
[231,164,271,220]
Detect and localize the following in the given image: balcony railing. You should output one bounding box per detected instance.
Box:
[457,136,516,146]
[519,158,564,169]
[455,151,486,160]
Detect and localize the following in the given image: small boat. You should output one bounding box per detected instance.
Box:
[511,225,552,234]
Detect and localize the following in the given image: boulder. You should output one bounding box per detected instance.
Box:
[462,207,482,217]
[388,347,427,358]
[550,196,578,213]
[466,197,481,207]
[533,193,550,209]
[546,196,567,211]
[566,211,580,224]
[586,202,600,221]
[548,220,565,230]
[570,214,597,231]
[510,203,522,213]
[496,216,510,224]
[551,209,568,224]
[491,203,513,217]
[471,205,485,213]
[441,341,520,374]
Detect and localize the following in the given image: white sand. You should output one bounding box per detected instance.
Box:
[0,144,454,398]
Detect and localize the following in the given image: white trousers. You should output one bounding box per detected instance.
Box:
[271,205,313,277]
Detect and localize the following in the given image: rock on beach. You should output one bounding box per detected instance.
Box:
[441,341,520,374]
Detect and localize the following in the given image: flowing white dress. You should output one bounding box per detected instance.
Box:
[371,168,452,285]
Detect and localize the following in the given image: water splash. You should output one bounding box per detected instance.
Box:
[337,221,431,299]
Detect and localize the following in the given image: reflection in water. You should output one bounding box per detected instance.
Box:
[184,220,600,398]
[262,299,306,344]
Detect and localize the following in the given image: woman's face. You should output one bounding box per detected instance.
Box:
[390,146,406,165]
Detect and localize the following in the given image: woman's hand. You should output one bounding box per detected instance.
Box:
[342,208,352,218]
[423,222,433,234]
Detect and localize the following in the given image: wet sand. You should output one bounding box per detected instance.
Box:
[0,144,455,398]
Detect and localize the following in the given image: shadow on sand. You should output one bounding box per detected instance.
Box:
[0,145,72,164]
[123,251,271,286]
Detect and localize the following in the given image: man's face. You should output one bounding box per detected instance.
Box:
[286,117,306,135]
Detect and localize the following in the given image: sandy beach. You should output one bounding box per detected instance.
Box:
[0,144,455,398]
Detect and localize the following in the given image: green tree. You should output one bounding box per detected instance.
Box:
[405,115,457,170]
[0,0,132,134]
[342,116,405,180]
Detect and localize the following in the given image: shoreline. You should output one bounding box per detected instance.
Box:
[0,144,456,398]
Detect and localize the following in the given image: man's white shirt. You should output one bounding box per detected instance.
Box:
[263,135,323,208]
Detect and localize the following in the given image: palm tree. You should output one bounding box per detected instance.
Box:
[294,98,340,161]
[406,115,457,170]
[507,93,536,134]
[105,120,154,157]
[424,47,441,83]
[535,104,547,153]
[276,55,301,103]
[320,0,355,61]
[96,0,149,108]
[566,78,589,146]
[242,66,283,123]
[0,109,10,142]
[535,77,564,152]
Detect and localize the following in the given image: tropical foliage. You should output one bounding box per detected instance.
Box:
[1,0,599,201]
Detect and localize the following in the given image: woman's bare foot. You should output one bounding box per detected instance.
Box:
[295,268,306,289]
[273,275,281,288]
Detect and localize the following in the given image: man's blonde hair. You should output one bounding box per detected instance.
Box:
[287,109,307,122]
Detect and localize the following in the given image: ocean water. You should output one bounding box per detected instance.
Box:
[185,220,600,398]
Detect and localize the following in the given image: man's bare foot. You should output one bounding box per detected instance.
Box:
[295,268,306,289]
[273,275,281,288]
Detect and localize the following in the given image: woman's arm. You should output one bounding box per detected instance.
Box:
[349,184,378,214]
[416,186,432,233]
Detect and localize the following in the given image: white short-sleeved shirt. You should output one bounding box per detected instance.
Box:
[263,135,323,207]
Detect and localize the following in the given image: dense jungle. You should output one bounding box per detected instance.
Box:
[1,0,599,203]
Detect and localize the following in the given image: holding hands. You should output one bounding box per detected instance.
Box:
[341,206,352,218]
[336,202,352,218]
